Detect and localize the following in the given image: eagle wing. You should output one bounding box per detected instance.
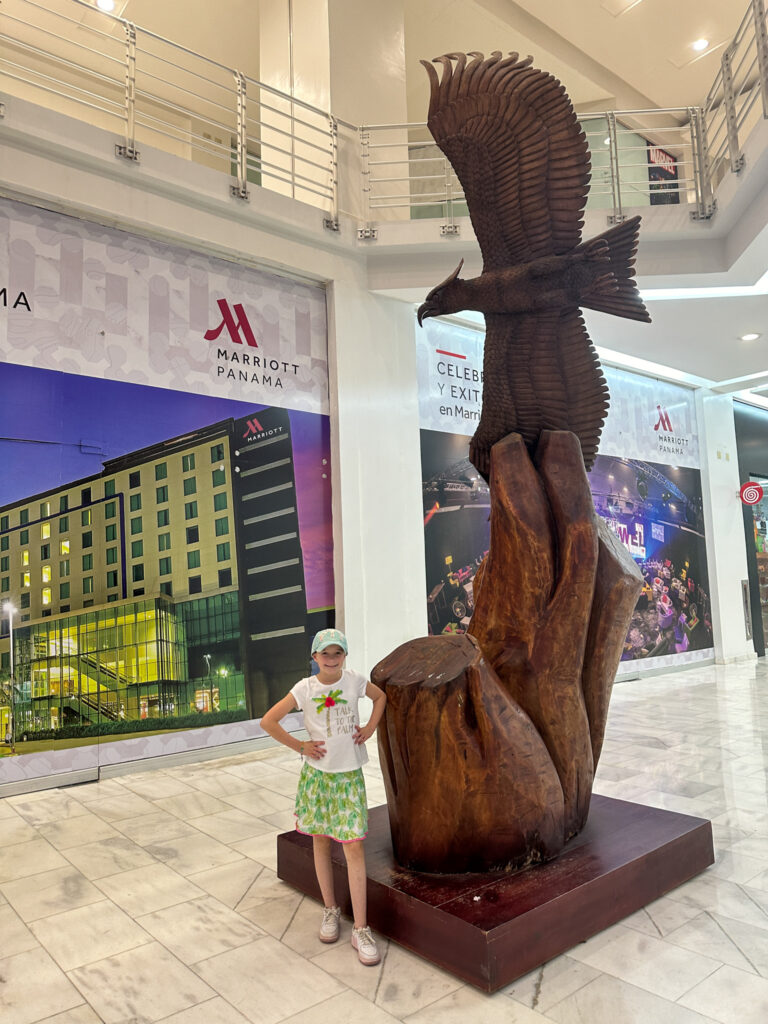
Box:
[422,52,591,271]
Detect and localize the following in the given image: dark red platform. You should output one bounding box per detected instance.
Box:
[276,795,714,992]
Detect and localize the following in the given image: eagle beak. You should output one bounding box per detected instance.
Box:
[417,301,436,327]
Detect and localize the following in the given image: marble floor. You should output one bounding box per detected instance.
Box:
[1,660,768,1024]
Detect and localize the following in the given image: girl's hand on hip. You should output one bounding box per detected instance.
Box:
[353,723,375,745]
[302,740,326,759]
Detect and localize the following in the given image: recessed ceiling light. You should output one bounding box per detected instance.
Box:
[603,137,611,145]
[741,332,761,341]
[691,39,709,52]
[96,0,115,11]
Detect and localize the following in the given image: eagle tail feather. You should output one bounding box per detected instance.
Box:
[577,215,651,323]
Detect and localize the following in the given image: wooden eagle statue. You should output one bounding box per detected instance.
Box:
[416,52,651,476]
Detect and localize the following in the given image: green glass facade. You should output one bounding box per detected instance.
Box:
[13,598,189,732]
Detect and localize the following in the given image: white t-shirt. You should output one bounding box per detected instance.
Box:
[290,669,369,773]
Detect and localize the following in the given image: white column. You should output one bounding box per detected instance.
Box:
[327,281,427,674]
[695,389,756,663]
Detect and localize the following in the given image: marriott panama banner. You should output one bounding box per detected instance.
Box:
[417,319,713,675]
[0,197,333,783]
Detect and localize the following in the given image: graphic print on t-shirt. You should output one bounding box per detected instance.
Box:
[311,688,355,738]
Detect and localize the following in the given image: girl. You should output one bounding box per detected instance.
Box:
[260,628,387,965]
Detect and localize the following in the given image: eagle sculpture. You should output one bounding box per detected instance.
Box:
[416,52,651,476]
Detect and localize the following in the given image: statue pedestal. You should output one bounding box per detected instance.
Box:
[276,795,714,993]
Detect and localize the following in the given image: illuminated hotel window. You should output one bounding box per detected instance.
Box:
[132,564,144,583]
[40,501,51,518]
[210,443,225,462]
[20,529,28,544]
[130,494,142,512]
[105,479,116,497]
[42,565,51,583]
[212,467,226,487]
[184,502,198,521]
[60,559,70,576]
[22,571,30,588]
[186,526,199,544]
[214,517,229,537]
[82,531,93,548]
[106,524,117,542]
[41,544,50,560]
[60,540,70,556]
[60,582,70,599]
[156,485,168,504]
[158,533,171,551]
[59,495,68,512]
[183,477,197,496]
[186,550,200,570]
[157,509,170,527]
[20,508,29,525]
[132,540,143,558]
[82,509,92,526]
[41,523,51,540]
[155,462,167,480]
[159,557,172,575]
[214,492,227,511]
[216,542,230,562]
[59,516,69,533]
[130,517,142,535]
[106,570,118,588]
[182,453,195,472]
[105,502,116,519]
[42,587,51,605]
[82,554,93,571]
[106,547,118,564]
[83,576,93,594]
[22,549,29,566]
[129,470,141,488]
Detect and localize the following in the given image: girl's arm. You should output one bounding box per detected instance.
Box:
[353,682,387,745]
[261,694,326,760]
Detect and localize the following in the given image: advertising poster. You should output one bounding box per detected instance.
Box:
[416,321,713,669]
[0,198,332,770]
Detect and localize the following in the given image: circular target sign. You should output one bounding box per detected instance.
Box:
[740,482,764,505]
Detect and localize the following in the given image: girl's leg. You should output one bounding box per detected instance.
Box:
[342,839,367,928]
[313,835,337,907]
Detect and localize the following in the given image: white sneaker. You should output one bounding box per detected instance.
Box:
[319,905,340,943]
[351,925,380,965]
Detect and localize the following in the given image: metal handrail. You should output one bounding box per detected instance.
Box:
[1,0,768,228]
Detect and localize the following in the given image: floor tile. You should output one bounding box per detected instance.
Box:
[79,792,158,822]
[678,964,768,1023]
[373,941,463,1018]
[111,810,200,847]
[62,835,158,880]
[147,831,244,876]
[136,895,265,963]
[568,923,720,1000]
[664,912,758,973]
[30,898,151,970]
[92,862,205,916]
[153,792,233,820]
[0,838,70,883]
[186,858,263,909]
[0,865,104,922]
[405,984,551,1022]
[502,953,602,1012]
[0,902,40,957]
[38,810,122,850]
[182,772,259,799]
[281,989,403,1024]
[230,830,280,871]
[119,774,197,800]
[219,788,294,816]
[68,941,216,1023]
[156,997,251,1024]
[37,1007,104,1024]
[545,973,719,1024]
[8,794,89,828]
[191,937,345,1024]
[0,947,85,1024]
[235,867,303,937]
[188,807,272,843]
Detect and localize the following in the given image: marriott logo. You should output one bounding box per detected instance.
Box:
[205,300,259,347]
[654,405,673,432]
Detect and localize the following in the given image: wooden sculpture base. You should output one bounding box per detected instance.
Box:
[277,797,714,993]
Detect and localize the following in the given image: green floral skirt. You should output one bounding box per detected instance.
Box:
[294,762,368,843]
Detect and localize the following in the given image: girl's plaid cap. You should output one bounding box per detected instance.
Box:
[311,628,348,654]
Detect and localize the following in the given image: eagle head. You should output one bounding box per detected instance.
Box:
[417,259,465,326]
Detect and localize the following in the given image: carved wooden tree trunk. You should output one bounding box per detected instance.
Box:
[374,430,642,873]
